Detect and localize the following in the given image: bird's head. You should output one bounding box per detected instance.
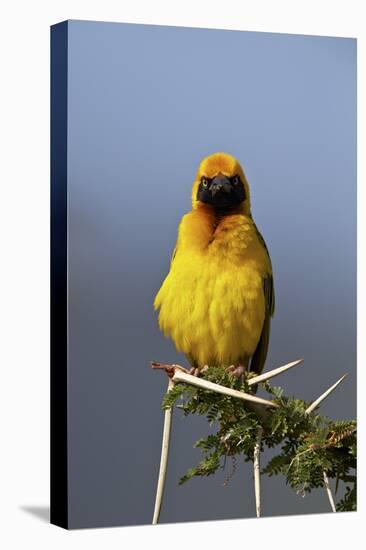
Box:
[192,152,251,215]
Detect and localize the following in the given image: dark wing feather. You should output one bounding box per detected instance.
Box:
[170,246,177,266]
[249,223,275,375]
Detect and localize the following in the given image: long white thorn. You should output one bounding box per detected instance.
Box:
[305,374,348,414]
[248,359,304,386]
[323,471,336,512]
[253,427,263,517]
[152,379,175,525]
[172,370,279,408]
[305,374,348,513]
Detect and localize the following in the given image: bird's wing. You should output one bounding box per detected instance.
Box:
[249,223,275,375]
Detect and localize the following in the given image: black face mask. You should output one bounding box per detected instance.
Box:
[197,173,246,210]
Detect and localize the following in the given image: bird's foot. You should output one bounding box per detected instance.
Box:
[189,365,209,377]
[226,364,246,379]
[150,362,188,378]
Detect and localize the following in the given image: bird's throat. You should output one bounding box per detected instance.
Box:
[212,205,241,230]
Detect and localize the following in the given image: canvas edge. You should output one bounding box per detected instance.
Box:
[50,20,69,530]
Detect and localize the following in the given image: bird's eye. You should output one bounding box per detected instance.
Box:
[232,175,240,186]
[201,177,209,188]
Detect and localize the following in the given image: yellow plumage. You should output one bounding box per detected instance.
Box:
[154,152,274,374]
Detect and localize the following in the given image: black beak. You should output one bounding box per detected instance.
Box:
[211,175,231,197]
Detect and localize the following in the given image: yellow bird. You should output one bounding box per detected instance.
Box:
[154,152,275,377]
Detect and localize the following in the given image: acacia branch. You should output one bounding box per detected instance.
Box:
[248,359,303,386]
[323,471,336,512]
[151,362,279,408]
[152,378,175,525]
[253,427,263,517]
[305,374,348,414]
[151,360,355,518]
[305,373,348,513]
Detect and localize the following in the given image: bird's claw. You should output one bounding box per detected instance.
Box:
[225,365,246,378]
[225,365,236,373]
[189,365,209,377]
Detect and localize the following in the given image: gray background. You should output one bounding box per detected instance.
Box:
[66,20,356,528]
